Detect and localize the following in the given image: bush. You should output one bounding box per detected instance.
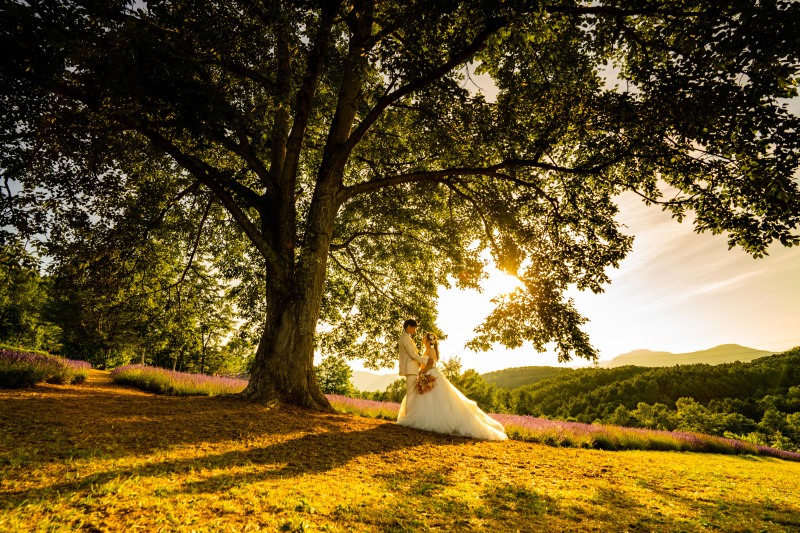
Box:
[315,356,353,395]
[0,347,91,388]
[110,364,247,396]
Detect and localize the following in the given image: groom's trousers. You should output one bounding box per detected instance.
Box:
[405,374,417,396]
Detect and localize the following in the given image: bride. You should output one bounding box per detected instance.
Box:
[396,333,507,441]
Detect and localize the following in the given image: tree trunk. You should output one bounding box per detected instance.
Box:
[239,2,363,408]
[241,295,331,411]
[240,177,339,412]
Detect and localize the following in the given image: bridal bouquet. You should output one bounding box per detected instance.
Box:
[415,373,437,394]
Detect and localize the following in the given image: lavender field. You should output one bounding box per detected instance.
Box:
[110,364,248,396]
[327,394,800,462]
[0,347,91,388]
[102,366,800,461]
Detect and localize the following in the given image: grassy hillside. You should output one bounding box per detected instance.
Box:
[2,371,800,531]
[481,345,774,391]
[482,366,573,390]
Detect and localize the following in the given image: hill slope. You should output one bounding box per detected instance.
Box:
[510,348,800,423]
[482,366,573,389]
[1,371,799,531]
[482,345,774,392]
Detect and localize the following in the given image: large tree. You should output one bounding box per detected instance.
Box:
[1,1,799,410]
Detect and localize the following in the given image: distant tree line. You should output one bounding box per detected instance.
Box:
[1,236,252,375]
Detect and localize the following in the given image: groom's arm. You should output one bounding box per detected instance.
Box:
[401,336,426,365]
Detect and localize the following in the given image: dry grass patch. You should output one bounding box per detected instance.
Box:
[1,370,799,532]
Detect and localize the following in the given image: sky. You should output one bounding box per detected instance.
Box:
[346,68,800,376]
[347,191,800,375]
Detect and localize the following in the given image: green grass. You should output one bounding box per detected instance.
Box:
[1,370,799,531]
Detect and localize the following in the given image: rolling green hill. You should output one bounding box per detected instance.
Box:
[482,345,775,391]
[481,366,573,390]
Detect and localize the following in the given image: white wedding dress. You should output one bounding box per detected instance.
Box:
[396,358,507,441]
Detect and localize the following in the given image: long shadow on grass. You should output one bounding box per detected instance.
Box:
[0,382,351,466]
[0,423,467,507]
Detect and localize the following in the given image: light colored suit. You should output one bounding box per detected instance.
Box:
[398,331,425,375]
[398,330,426,399]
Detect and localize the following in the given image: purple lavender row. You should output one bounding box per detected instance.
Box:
[0,347,91,387]
[0,348,90,369]
[325,394,800,462]
[110,364,248,395]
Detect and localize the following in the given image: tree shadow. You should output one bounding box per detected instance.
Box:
[0,375,352,466]
[1,423,469,507]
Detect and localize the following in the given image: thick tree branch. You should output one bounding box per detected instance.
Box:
[209,58,275,93]
[544,5,702,18]
[338,158,609,204]
[319,0,376,172]
[130,124,283,277]
[270,17,292,180]
[329,230,402,251]
[275,2,342,254]
[342,16,507,156]
[282,1,342,186]
[8,62,277,251]
[197,125,275,199]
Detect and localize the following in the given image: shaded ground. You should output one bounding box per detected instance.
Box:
[1,370,799,532]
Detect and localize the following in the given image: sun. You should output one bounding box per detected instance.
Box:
[484,270,524,297]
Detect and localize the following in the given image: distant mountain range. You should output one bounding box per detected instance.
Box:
[599,344,773,368]
[351,344,775,392]
[481,344,775,390]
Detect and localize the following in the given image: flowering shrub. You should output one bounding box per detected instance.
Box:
[326,395,800,462]
[110,364,248,396]
[327,394,401,420]
[0,348,91,388]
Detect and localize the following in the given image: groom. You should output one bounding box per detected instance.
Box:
[398,319,427,398]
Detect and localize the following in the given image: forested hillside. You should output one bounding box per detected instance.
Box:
[511,350,800,420]
[502,349,800,451]
[482,366,573,389]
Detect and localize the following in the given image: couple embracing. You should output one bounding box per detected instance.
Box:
[395,319,507,441]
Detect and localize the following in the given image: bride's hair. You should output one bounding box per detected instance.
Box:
[426,333,439,358]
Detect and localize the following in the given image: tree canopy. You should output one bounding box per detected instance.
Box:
[1,0,799,409]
